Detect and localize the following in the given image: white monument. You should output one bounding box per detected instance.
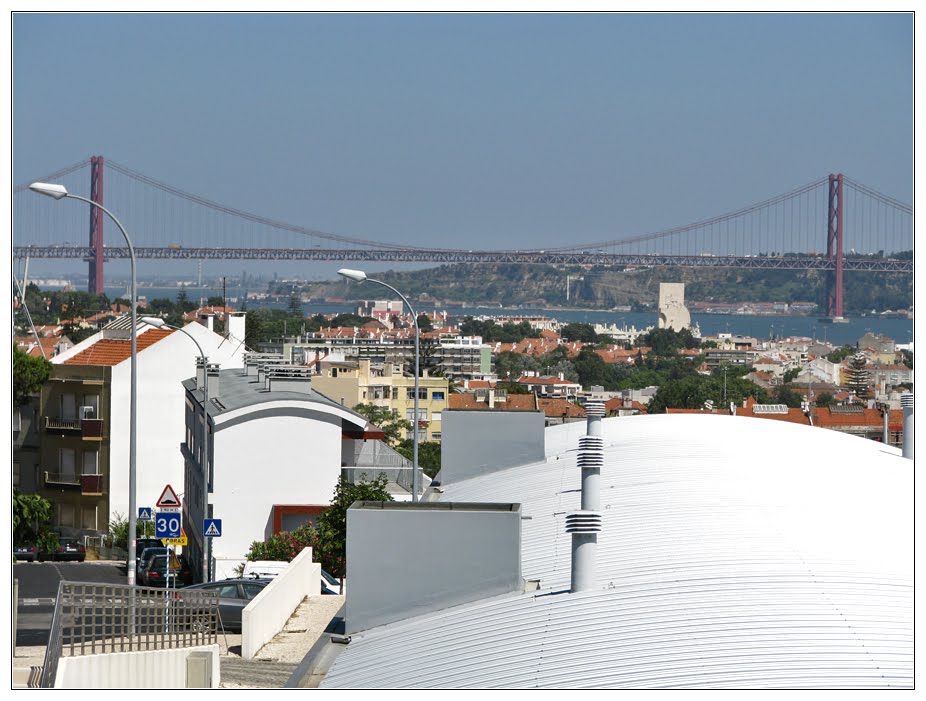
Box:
[658,282,692,332]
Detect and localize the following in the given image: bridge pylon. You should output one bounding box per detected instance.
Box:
[87,155,105,295]
[825,173,845,319]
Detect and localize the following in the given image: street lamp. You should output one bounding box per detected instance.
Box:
[337,268,421,502]
[141,317,211,583]
[30,182,139,586]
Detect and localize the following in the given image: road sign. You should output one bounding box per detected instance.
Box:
[164,529,188,547]
[138,507,153,521]
[203,519,222,538]
[155,512,182,539]
[156,484,181,510]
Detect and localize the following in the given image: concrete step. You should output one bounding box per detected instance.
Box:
[13,666,43,689]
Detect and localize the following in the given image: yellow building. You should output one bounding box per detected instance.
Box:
[312,359,449,442]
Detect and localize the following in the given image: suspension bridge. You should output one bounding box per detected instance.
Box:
[13,156,913,319]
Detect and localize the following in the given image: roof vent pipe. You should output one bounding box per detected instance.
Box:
[901,392,913,460]
[568,401,604,592]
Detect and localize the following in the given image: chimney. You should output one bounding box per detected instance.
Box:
[567,401,604,593]
[901,393,913,460]
[206,363,220,398]
[196,356,207,391]
[227,311,246,341]
[199,313,214,333]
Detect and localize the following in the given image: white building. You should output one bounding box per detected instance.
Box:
[45,315,246,536]
[320,412,912,689]
[182,355,409,581]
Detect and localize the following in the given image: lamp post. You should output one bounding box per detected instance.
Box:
[30,182,139,586]
[337,268,420,502]
[141,317,210,583]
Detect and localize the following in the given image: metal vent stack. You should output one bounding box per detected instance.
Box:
[567,401,605,592]
[901,392,913,460]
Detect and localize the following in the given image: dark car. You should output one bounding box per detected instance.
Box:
[130,537,166,572]
[137,547,170,585]
[39,537,85,562]
[142,554,194,588]
[179,578,271,632]
[14,544,38,562]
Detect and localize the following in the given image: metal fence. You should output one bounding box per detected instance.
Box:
[40,581,219,688]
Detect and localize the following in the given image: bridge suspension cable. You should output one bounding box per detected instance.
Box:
[105,159,415,251]
[543,176,831,253]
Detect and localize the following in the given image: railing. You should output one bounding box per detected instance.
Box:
[44,417,81,431]
[40,581,219,688]
[43,416,106,439]
[343,466,414,493]
[44,472,80,487]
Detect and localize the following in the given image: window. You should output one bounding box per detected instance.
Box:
[82,506,97,530]
[58,503,76,528]
[406,408,427,422]
[432,412,442,422]
[82,450,99,476]
[60,393,77,420]
[60,448,76,478]
[431,391,445,401]
[407,387,428,400]
[431,432,442,441]
[392,387,399,400]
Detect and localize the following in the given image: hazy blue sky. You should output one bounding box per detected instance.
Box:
[11,12,913,282]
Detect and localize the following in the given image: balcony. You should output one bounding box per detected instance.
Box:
[44,471,80,488]
[44,416,105,440]
[42,472,105,495]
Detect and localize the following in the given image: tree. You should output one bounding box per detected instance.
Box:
[207,296,225,307]
[783,367,801,384]
[13,490,54,545]
[416,314,433,332]
[560,322,599,343]
[353,403,411,446]
[314,474,393,577]
[13,345,52,406]
[397,439,441,478]
[815,393,835,407]
[775,386,804,408]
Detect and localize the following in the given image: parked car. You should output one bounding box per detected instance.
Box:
[137,547,170,585]
[130,537,166,572]
[14,544,38,562]
[39,537,86,562]
[141,554,194,588]
[179,578,271,632]
[243,559,343,595]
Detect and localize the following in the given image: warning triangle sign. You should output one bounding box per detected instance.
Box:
[156,484,181,508]
[205,522,221,537]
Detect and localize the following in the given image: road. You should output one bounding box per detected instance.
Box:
[14,560,128,647]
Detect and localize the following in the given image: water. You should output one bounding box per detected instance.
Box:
[110,287,912,347]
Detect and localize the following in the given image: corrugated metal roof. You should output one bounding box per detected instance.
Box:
[321,414,912,689]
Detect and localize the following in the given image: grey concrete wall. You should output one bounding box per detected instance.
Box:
[345,502,522,634]
[440,410,545,484]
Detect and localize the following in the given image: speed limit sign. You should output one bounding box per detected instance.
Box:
[155,512,181,538]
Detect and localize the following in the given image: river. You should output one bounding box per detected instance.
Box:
[114,286,913,347]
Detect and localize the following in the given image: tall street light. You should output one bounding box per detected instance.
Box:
[337,268,420,502]
[141,317,211,584]
[30,182,139,586]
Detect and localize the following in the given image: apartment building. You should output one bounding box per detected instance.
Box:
[311,358,449,442]
[27,316,246,539]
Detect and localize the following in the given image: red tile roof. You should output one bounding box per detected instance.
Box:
[63,328,175,366]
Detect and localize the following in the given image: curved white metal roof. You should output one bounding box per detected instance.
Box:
[322,414,912,689]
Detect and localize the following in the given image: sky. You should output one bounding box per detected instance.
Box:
[7,11,916,285]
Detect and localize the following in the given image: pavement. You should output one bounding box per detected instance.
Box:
[13,594,346,689]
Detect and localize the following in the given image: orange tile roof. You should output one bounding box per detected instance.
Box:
[447,394,537,411]
[537,398,586,418]
[63,328,175,366]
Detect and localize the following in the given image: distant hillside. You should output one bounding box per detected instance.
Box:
[281,263,912,314]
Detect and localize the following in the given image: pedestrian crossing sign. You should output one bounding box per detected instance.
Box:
[204,518,222,538]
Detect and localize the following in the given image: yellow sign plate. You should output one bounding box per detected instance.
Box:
[164,536,187,546]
